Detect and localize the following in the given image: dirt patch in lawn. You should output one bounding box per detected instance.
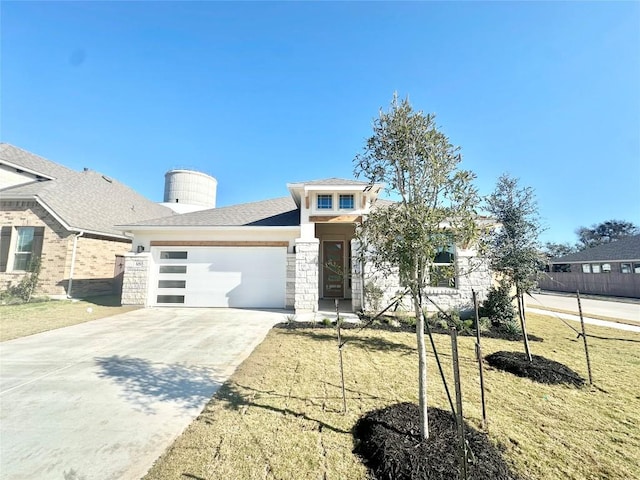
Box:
[354,402,520,480]
[485,351,585,386]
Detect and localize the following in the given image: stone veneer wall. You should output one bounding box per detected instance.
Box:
[286,253,296,309]
[121,252,150,305]
[357,247,491,315]
[350,239,364,312]
[294,239,319,313]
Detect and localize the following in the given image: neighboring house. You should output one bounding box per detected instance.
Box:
[118,178,492,313]
[0,143,174,298]
[540,235,640,298]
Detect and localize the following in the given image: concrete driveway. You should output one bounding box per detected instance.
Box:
[0,308,286,480]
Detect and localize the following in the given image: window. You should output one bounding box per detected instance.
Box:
[635,263,640,274]
[159,265,187,274]
[0,226,44,273]
[552,264,571,272]
[429,244,456,288]
[158,280,186,288]
[156,295,185,304]
[591,264,601,274]
[339,194,354,210]
[160,251,188,259]
[13,227,35,271]
[317,194,333,209]
[621,263,632,274]
[582,264,591,273]
[602,263,611,273]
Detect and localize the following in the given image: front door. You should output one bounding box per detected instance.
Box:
[323,241,344,298]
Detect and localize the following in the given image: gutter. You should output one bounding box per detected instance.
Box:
[67,231,84,298]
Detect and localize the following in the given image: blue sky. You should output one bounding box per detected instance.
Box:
[2,1,639,244]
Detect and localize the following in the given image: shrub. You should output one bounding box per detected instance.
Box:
[502,319,522,336]
[5,257,41,303]
[364,281,384,313]
[322,318,333,327]
[479,283,516,327]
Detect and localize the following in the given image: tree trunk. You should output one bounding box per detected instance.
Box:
[413,290,429,439]
[516,286,532,362]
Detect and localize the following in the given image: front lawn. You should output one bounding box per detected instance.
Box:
[0,295,140,341]
[143,313,640,480]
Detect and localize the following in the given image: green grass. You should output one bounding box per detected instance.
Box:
[143,314,640,480]
[0,295,140,341]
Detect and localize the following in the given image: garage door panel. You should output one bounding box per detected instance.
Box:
[152,246,286,308]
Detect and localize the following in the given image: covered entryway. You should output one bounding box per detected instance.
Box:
[315,223,356,303]
[150,245,287,308]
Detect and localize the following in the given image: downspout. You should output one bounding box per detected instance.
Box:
[67,231,84,298]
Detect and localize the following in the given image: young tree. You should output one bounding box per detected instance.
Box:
[354,94,480,439]
[485,174,543,362]
[575,220,639,250]
[542,241,577,260]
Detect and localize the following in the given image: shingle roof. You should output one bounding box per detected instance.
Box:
[1,144,174,238]
[0,143,75,179]
[551,235,640,263]
[293,177,372,186]
[121,196,300,228]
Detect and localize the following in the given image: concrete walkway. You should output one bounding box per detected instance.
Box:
[0,308,287,480]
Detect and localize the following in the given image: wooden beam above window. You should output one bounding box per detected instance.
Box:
[309,215,362,223]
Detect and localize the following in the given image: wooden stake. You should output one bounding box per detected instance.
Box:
[451,328,468,480]
[336,299,347,413]
[576,291,593,386]
[473,290,487,430]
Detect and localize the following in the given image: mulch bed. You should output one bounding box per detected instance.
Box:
[353,402,521,480]
[485,351,585,386]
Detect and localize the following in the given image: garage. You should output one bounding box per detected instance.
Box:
[150,246,287,308]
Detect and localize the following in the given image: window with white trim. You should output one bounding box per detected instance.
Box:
[14,227,35,271]
[0,226,45,272]
[317,194,333,210]
[339,194,354,210]
[429,243,456,288]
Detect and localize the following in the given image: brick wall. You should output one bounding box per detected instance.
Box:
[1,201,72,295]
[68,235,131,297]
[1,201,132,297]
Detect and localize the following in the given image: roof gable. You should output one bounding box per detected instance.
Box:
[0,144,174,238]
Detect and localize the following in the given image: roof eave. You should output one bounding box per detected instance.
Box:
[117,225,301,232]
[0,159,56,180]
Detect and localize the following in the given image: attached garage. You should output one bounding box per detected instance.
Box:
[150,245,287,308]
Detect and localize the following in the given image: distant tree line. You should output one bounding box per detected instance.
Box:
[543,219,639,259]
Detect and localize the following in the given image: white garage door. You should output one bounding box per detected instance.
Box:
[151,246,287,308]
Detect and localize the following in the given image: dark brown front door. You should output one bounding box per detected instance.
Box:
[323,241,344,298]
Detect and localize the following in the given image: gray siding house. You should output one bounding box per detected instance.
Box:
[540,235,640,298]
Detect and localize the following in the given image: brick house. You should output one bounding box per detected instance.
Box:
[0,144,174,298]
